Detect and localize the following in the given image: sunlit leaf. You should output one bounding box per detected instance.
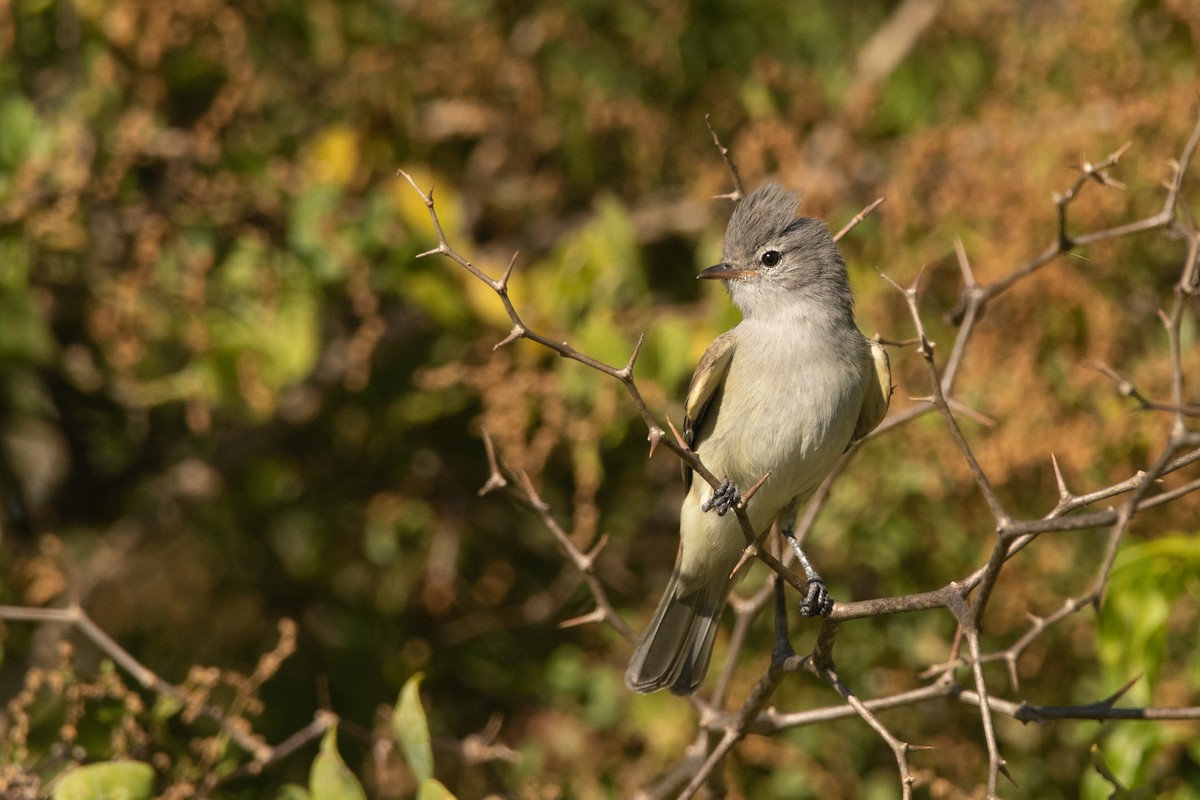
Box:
[309,724,367,800]
[52,761,155,800]
[150,694,183,721]
[417,778,458,800]
[1100,533,1200,692]
[393,672,434,783]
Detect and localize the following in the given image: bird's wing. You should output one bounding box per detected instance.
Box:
[851,338,893,444]
[681,331,737,486]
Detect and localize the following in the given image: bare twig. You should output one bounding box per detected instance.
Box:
[477,427,509,495]
[1087,361,1200,418]
[705,115,745,201]
[833,197,885,242]
[514,470,635,642]
[880,267,1010,528]
[814,663,919,799]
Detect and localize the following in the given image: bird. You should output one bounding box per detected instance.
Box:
[625,182,892,695]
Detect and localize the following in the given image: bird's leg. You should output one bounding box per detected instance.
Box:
[701,479,741,516]
[771,575,796,663]
[780,522,833,617]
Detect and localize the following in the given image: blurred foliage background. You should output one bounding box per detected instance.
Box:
[1,0,1199,797]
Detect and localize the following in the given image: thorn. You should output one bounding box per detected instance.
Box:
[1050,454,1069,500]
[908,264,927,294]
[665,416,688,449]
[620,331,646,380]
[954,237,976,287]
[1005,653,1020,692]
[497,251,519,290]
[948,398,996,427]
[729,544,758,580]
[998,761,1018,787]
[559,609,606,629]
[739,470,773,506]
[1101,674,1142,706]
[647,427,663,459]
[1156,307,1171,327]
[1111,140,1133,161]
[416,246,443,259]
[494,325,525,350]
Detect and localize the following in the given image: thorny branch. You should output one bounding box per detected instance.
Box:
[478,428,635,642]
[399,109,1200,799]
[397,168,820,606]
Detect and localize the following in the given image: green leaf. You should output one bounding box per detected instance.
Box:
[1100,533,1200,693]
[393,672,434,782]
[309,724,367,800]
[150,693,183,721]
[0,91,38,169]
[418,778,458,800]
[276,785,312,800]
[1090,743,1156,799]
[52,761,155,800]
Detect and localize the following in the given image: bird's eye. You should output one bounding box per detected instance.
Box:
[760,250,782,267]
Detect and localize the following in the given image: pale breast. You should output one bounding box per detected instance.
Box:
[694,315,870,526]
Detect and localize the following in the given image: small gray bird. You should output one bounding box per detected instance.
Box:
[625,183,892,695]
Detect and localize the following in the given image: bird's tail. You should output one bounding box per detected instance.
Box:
[624,570,729,696]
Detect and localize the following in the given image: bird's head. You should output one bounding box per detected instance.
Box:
[698,183,853,319]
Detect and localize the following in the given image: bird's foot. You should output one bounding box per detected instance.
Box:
[701,480,741,516]
[798,578,833,617]
[782,530,834,617]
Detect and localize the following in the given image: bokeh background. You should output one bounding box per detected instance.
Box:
[1,0,1199,797]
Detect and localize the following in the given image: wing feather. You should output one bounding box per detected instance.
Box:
[851,338,892,444]
[681,331,737,486]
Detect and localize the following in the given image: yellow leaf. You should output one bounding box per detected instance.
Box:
[301,125,360,189]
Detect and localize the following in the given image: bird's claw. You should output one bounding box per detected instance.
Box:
[701,480,741,516]
[798,579,833,617]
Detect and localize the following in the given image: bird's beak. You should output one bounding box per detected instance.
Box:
[697,262,755,280]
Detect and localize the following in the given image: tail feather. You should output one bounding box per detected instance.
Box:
[624,571,729,695]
